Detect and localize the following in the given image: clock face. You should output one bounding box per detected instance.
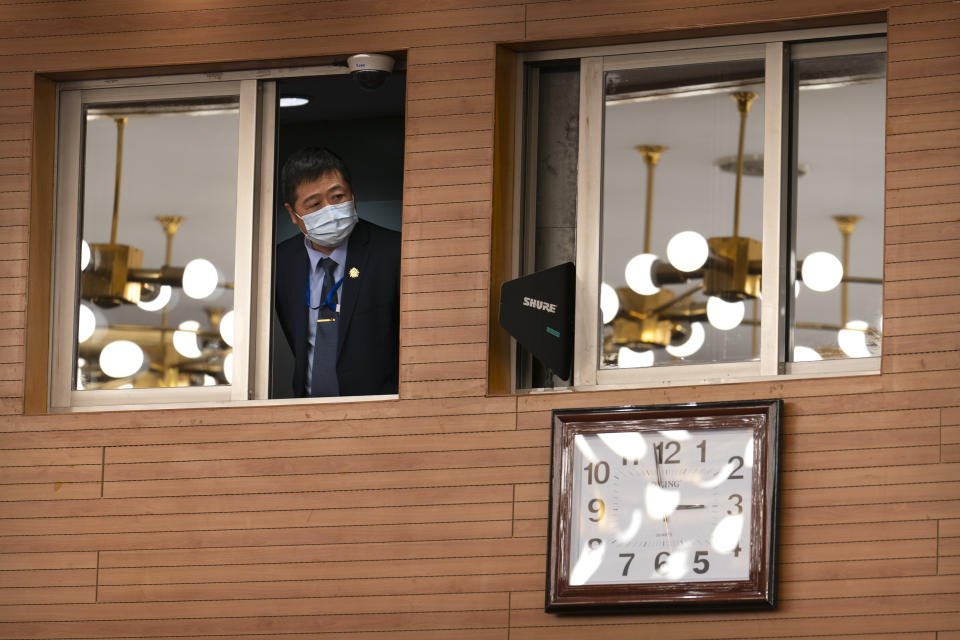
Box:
[567,427,755,586]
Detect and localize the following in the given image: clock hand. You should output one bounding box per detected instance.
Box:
[653,448,674,552]
[675,504,706,510]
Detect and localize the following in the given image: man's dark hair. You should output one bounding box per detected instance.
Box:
[280,147,353,207]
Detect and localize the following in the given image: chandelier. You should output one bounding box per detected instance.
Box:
[75,114,234,389]
[601,91,881,367]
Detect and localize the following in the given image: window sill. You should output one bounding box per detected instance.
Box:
[514,357,880,395]
[50,393,400,414]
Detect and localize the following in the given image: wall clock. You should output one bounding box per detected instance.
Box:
[546,400,781,612]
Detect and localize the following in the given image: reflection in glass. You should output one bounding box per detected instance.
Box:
[75,99,239,390]
[791,52,885,361]
[600,59,766,369]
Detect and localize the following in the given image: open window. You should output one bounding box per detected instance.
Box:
[48,61,405,410]
[511,26,885,391]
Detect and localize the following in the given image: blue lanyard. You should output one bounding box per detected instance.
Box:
[306,275,344,312]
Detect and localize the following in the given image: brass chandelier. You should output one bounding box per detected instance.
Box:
[76,114,234,389]
[601,91,881,366]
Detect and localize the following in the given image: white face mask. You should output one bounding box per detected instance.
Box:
[297,200,358,247]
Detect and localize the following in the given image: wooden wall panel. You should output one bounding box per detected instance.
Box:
[1,0,958,638]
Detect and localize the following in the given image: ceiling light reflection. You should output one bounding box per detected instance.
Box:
[838,320,871,358]
[711,514,745,553]
[574,434,599,464]
[801,251,843,292]
[600,282,620,325]
[173,320,203,358]
[182,258,219,299]
[137,285,172,312]
[596,432,647,461]
[706,296,745,330]
[625,253,660,295]
[645,483,680,519]
[618,346,654,368]
[569,540,605,586]
[99,340,144,379]
[666,322,705,358]
[667,231,709,272]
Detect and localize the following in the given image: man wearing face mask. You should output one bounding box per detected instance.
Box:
[274,147,400,397]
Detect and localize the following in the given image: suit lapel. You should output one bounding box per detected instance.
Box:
[291,240,311,359]
[338,221,370,357]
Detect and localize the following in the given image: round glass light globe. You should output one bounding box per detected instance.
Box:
[219,310,235,347]
[838,320,871,358]
[624,253,660,296]
[666,231,709,272]
[618,346,655,368]
[99,340,144,379]
[137,285,172,312]
[203,374,217,386]
[666,322,705,358]
[77,303,96,344]
[599,283,619,325]
[801,251,843,292]
[223,352,234,384]
[80,240,91,271]
[182,258,219,299]
[793,345,822,362]
[173,320,203,359]
[706,296,745,331]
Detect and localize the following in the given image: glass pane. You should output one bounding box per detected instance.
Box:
[75,98,239,390]
[790,50,885,362]
[600,58,765,370]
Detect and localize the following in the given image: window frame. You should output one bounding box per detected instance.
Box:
[512,24,887,393]
[48,64,401,411]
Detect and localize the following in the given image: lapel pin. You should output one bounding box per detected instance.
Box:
[349,267,360,279]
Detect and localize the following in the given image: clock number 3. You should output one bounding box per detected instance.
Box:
[587,498,605,522]
[728,493,743,514]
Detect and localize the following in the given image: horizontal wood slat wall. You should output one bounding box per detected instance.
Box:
[1,0,958,638]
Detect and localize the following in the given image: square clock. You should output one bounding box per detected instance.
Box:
[546,400,781,612]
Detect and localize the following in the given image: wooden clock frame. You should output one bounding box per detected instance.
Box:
[546,399,782,613]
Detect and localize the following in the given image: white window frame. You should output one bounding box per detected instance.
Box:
[49,65,399,411]
[513,24,887,393]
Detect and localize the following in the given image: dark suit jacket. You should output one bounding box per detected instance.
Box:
[275,219,400,397]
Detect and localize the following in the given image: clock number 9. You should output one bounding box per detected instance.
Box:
[587,498,605,522]
[583,461,610,485]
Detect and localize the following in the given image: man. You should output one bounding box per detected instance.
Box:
[274,147,400,397]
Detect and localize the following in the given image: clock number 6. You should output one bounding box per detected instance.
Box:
[587,498,605,522]
[654,551,670,574]
[583,461,610,485]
